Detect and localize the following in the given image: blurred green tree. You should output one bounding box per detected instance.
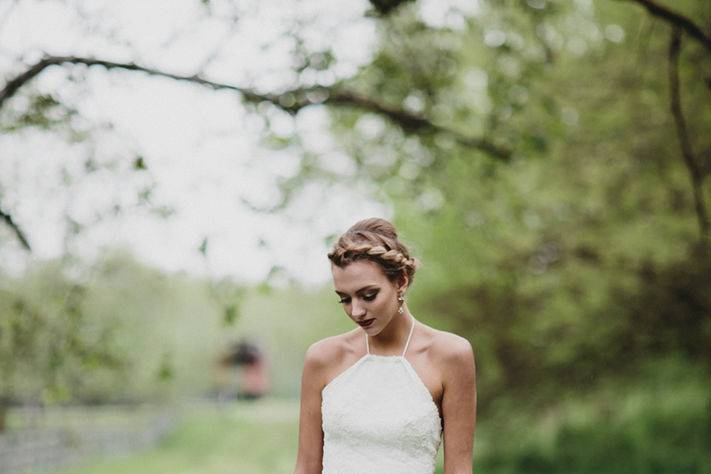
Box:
[1,0,710,416]
[0,250,240,429]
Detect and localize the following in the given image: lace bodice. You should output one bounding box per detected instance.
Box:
[321,316,443,474]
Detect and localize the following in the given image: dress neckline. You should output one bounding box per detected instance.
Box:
[321,349,443,427]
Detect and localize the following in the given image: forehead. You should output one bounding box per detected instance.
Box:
[331,260,390,292]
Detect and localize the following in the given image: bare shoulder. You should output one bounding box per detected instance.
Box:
[426,326,475,366]
[304,335,340,368]
[303,329,362,384]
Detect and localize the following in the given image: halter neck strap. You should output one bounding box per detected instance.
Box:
[364,315,416,357]
[402,316,416,357]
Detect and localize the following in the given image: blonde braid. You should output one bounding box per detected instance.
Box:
[327,218,420,286]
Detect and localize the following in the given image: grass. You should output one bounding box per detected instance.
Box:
[55,398,300,474]
[53,397,445,474]
[44,360,711,474]
[474,358,711,474]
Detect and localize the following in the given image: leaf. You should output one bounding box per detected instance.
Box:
[198,237,209,257]
[224,304,240,326]
[156,353,174,382]
[133,156,147,170]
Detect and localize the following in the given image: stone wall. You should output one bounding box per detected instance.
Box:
[0,405,175,473]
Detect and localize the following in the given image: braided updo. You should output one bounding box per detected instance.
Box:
[327,217,420,287]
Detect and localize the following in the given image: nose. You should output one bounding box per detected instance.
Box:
[350,299,366,319]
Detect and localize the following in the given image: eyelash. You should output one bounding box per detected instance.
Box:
[338,293,377,304]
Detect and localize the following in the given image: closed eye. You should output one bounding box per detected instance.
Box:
[338,292,378,304]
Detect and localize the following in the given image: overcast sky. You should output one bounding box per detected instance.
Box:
[0,0,478,286]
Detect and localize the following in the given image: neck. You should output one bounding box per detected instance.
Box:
[368,306,414,355]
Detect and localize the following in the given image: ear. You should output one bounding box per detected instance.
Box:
[397,273,409,294]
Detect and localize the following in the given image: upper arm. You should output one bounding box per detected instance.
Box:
[441,335,477,474]
[294,341,329,474]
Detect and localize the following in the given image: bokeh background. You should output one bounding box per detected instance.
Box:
[1,0,710,473]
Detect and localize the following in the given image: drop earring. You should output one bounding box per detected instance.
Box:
[397,293,405,314]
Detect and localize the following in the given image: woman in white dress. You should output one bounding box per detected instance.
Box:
[294,217,477,474]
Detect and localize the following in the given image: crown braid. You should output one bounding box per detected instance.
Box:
[327,218,420,286]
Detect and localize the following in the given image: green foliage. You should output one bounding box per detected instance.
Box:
[223,304,239,326]
[0,246,350,406]
[0,249,245,406]
[2,0,711,467]
[309,0,711,414]
[133,156,148,171]
[0,92,77,133]
[233,284,354,397]
[75,249,241,402]
[475,356,711,474]
[0,261,126,406]
[52,359,711,474]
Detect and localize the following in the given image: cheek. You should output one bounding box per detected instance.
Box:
[375,294,393,310]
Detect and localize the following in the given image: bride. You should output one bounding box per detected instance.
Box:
[293,217,476,474]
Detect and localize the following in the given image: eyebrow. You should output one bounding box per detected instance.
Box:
[334,285,379,296]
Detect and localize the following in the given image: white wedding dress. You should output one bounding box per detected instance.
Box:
[321,316,443,474]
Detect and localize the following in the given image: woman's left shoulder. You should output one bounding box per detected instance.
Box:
[425,326,475,365]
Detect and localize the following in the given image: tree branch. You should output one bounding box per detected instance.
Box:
[368,0,415,16]
[620,0,711,53]
[668,27,709,240]
[326,91,510,159]
[0,55,512,161]
[0,206,31,251]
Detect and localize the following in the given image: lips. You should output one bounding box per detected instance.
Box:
[357,318,375,328]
